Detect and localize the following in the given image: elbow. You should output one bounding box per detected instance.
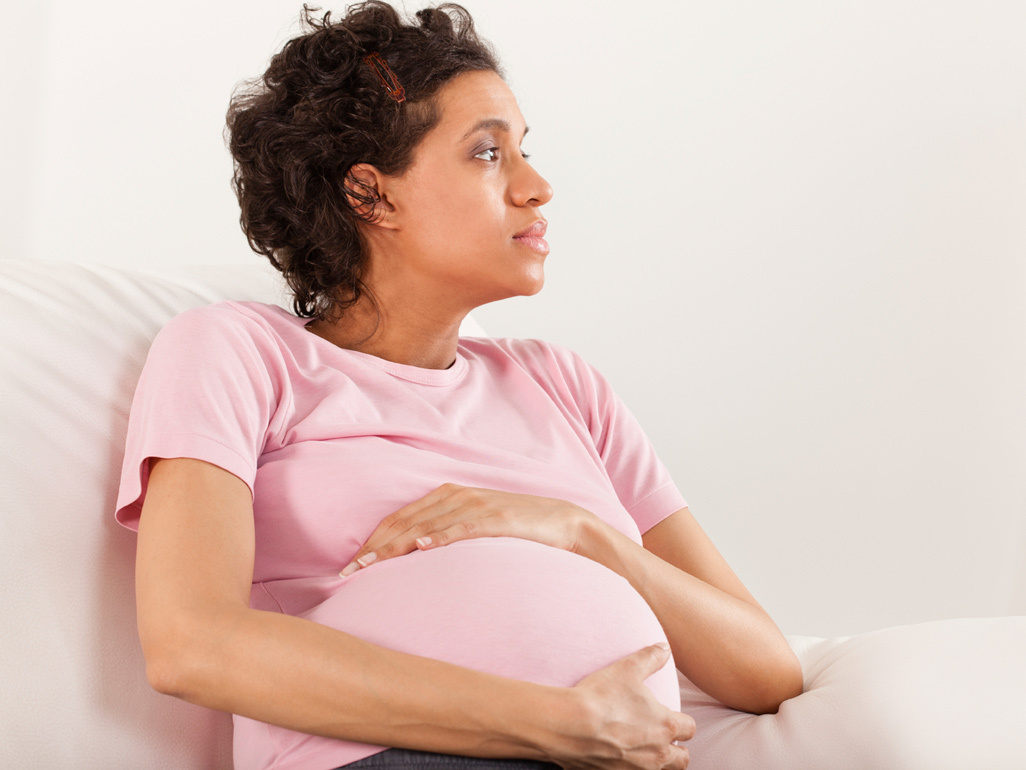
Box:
[145,650,188,697]
[142,627,202,698]
[744,680,804,716]
[140,611,227,700]
[738,650,805,715]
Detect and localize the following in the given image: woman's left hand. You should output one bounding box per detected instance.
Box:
[340,484,594,576]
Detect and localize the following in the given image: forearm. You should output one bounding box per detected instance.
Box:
[146,602,569,757]
[577,518,802,714]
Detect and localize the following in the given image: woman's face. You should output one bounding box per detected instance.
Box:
[378,70,554,310]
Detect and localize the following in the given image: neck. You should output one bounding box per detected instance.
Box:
[306,289,465,370]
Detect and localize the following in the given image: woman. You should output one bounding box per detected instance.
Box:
[116,3,802,769]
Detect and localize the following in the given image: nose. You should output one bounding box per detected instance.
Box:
[511,159,554,208]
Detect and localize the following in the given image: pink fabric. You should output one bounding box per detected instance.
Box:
[116,301,687,770]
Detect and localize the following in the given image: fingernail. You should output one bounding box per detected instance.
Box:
[357,552,377,568]
[415,536,432,548]
[655,642,670,652]
[339,562,359,577]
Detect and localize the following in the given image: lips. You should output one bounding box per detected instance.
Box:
[513,220,547,239]
[512,220,549,255]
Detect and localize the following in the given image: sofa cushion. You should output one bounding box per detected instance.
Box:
[683,616,1026,769]
[0,260,286,767]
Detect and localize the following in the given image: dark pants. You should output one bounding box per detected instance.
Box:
[338,748,560,770]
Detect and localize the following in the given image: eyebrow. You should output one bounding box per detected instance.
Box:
[461,119,530,141]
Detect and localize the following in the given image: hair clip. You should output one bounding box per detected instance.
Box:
[364,52,406,104]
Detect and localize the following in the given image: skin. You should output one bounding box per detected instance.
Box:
[306,70,553,369]
[136,70,801,770]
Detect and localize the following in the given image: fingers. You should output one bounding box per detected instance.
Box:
[675,712,697,743]
[343,511,502,577]
[410,515,490,550]
[625,645,696,743]
[339,522,434,577]
[671,743,691,770]
[340,484,472,576]
[617,644,697,745]
[339,484,579,577]
[579,643,696,745]
[626,642,673,678]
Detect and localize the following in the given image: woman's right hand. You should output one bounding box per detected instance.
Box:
[551,643,695,770]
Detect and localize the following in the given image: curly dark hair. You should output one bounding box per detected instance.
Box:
[226,2,502,320]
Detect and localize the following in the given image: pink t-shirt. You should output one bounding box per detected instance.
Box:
[116,301,687,770]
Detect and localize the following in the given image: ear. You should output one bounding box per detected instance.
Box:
[344,163,398,228]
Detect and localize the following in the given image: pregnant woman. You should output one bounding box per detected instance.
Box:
[116,3,802,769]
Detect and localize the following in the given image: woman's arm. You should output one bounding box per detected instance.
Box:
[136,458,694,767]
[584,508,804,714]
[344,487,803,714]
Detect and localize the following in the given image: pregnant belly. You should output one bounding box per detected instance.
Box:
[301,537,680,711]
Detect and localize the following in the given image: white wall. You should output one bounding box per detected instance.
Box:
[5,0,1024,637]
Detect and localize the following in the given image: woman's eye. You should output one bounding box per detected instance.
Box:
[473,147,531,162]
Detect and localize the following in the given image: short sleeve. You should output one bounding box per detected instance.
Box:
[549,344,687,534]
[114,303,286,530]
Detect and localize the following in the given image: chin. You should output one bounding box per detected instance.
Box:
[510,275,545,300]
[519,262,547,295]
[521,274,545,297]
[469,269,545,307]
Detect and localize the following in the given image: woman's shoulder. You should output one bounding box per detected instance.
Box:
[165,299,296,329]
[148,301,309,371]
[158,300,303,343]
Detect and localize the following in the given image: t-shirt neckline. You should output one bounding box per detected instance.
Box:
[296,315,469,386]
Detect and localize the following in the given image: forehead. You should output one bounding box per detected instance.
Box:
[431,70,526,139]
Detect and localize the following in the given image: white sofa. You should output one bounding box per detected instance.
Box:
[2,258,1024,769]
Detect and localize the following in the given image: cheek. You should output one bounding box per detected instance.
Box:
[398,159,510,243]
[414,185,503,241]
[434,176,485,209]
